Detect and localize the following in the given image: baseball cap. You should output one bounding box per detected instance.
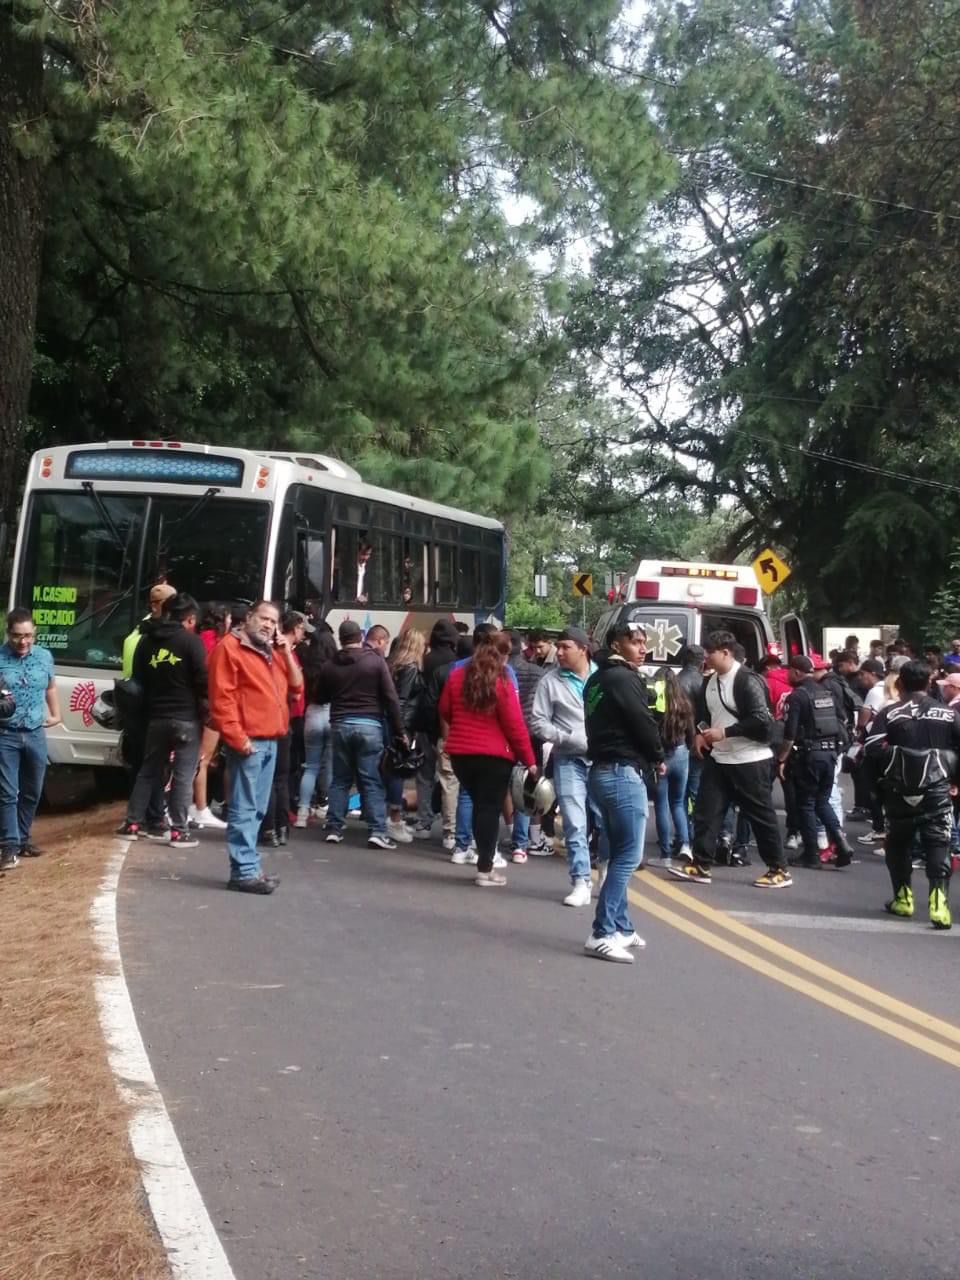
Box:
[808,650,831,670]
[558,625,590,648]
[284,609,315,635]
[789,654,814,674]
[338,620,363,645]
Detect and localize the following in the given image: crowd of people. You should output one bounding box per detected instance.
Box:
[2,598,957,961]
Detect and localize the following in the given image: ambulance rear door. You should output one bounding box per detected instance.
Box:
[780,612,810,659]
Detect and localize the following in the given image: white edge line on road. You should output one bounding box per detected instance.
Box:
[91,839,237,1280]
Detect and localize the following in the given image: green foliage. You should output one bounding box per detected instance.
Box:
[566,0,960,637]
[927,543,960,647]
[4,0,672,523]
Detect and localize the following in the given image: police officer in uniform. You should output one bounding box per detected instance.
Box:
[865,660,960,929]
[778,655,854,869]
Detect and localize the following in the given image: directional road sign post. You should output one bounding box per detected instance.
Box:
[572,573,592,598]
[752,548,792,594]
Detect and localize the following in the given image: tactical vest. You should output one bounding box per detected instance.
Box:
[806,687,842,743]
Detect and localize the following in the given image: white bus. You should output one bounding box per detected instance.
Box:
[9,441,505,770]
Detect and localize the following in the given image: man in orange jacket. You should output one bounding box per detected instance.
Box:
[209,600,303,894]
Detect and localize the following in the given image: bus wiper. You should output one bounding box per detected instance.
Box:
[160,487,221,555]
[81,482,125,553]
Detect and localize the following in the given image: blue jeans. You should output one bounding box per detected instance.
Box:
[327,717,387,837]
[0,726,48,847]
[654,744,689,857]
[512,807,530,851]
[225,739,278,881]
[553,755,597,884]
[588,762,647,939]
[455,784,474,849]
[298,706,332,809]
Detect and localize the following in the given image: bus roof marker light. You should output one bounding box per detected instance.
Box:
[148,441,163,448]
[132,441,146,447]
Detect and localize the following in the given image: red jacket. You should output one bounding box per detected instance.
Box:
[439,664,535,766]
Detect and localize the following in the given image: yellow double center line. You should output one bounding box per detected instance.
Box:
[627,873,960,1071]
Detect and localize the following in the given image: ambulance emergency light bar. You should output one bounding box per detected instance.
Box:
[659,565,738,580]
[634,569,759,608]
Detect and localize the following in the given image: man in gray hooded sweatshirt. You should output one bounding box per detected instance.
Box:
[530,626,602,907]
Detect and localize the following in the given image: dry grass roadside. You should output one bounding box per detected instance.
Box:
[0,805,170,1280]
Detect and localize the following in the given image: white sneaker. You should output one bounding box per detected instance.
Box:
[324,829,343,843]
[310,803,328,821]
[368,833,398,850]
[584,934,634,963]
[615,930,647,950]
[442,833,456,852]
[386,819,413,844]
[493,851,508,869]
[475,869,507,887]
[817,831,830,851]
[677,844,693,862]
[195,805,227,830]
[563,878,592,907]
[527,837,552,857]
[294,806,310,830]
[785,833,800,850]
[451,846,479,865]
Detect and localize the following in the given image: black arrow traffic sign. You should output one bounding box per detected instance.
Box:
[759,557,778,583]
[573,573,592,597]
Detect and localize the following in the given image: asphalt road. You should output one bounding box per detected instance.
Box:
[118,813,960,1280]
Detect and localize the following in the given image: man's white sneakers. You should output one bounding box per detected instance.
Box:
[584,934,634,963]
[563,878,592,907]
[386,819,413,844]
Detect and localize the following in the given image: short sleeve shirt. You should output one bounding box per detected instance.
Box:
[0,643,55,730]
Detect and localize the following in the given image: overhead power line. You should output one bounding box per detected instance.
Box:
[730,427,960,495]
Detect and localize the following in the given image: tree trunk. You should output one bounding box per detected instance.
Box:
[0,11,45,561]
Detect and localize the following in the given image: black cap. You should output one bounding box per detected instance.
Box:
[789,654,814,674]
[558,625,590,648]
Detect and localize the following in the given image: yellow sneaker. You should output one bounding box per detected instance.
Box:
[929,886,952,930]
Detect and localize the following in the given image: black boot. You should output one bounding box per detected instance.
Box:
[833,832,854,869]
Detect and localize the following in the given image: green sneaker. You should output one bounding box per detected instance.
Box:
[929,887,952,931]
[884,885,914,918]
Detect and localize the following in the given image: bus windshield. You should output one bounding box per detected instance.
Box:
[17,491,270,668]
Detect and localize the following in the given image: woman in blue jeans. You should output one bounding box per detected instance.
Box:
[583,622,665,963]
[294,630,338,827]
[653,669,694,865]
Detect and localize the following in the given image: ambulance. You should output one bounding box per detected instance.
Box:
[591,560,809,670]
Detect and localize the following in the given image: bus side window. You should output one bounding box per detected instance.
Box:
[434,521,457,607]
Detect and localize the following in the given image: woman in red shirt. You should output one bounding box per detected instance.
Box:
[439,632,536,887]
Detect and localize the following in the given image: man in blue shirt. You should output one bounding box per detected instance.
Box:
[0,608,61,869]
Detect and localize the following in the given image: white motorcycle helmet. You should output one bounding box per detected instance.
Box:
[510,764,556,817]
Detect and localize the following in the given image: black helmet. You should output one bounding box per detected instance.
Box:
[383,739,425,778]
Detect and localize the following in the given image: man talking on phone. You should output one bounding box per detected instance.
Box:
[209,600,303,894]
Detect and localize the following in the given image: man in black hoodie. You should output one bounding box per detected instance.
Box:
[317,619,405,849]
[117,593,208,848]
[583,621,664,964]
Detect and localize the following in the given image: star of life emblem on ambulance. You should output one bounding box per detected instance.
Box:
[647,619,684,662]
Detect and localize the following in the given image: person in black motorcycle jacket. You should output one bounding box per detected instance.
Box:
[864,659,960,930]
